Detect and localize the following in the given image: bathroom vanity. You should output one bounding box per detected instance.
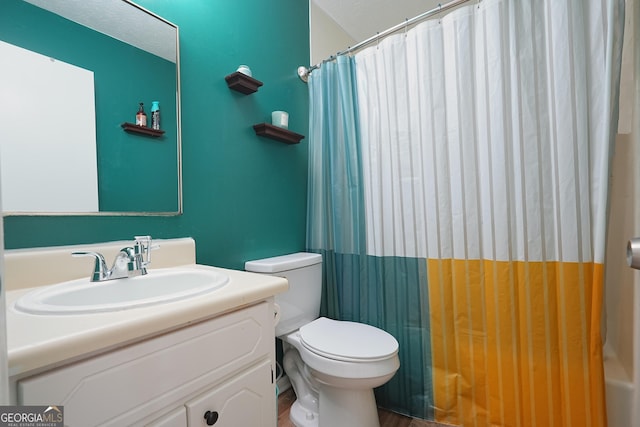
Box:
[4,238,287,426]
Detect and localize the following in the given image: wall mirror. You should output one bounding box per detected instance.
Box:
[0,0,182,216]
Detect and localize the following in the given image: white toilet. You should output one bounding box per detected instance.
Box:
[245,252,400,427]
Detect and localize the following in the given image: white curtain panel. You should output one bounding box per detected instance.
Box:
[354,0,623,264]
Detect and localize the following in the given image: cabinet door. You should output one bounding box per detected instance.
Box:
[186,360,275,427]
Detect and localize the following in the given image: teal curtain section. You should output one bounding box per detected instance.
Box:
[306,56,364,258]
[306,56,434,419]
[321,250,434,419]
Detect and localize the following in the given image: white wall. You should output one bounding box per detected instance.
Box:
[605,0,636,378]
[602,0,639,425]
[0,41,99,213]
[309,1,355,66]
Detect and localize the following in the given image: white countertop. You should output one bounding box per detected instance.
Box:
[5,264,288,377]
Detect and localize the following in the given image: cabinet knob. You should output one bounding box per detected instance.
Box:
[204,410,219,425]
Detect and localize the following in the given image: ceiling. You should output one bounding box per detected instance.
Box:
[24,0,176,62]
[312,0,445,43]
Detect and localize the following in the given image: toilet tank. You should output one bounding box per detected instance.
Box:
[245,252,322,336]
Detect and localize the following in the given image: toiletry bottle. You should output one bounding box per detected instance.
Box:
[136,102,147,127]
[151,101,160,130]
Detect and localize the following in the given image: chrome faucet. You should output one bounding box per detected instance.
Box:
[72,236,156,282]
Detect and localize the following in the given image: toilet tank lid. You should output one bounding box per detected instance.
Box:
[245,252,322,273]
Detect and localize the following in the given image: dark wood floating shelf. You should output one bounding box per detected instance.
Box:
[253,123,305,144]
[121,122,165,137]
[225,71,264,94]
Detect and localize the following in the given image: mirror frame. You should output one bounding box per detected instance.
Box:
[3,0,182,217]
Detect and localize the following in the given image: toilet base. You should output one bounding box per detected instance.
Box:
[290,399,319,427]
[289,385,380,427]
[318,384,380,427]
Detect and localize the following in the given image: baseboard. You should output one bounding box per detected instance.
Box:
[277,374,292,394]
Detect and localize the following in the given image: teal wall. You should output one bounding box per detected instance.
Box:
[2,0,310,270]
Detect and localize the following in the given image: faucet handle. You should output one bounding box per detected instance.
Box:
[72,251,109,282]
[134,235,157,266]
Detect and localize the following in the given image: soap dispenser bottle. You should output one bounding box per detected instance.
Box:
[150,101,160,130]
[136,102,147,127]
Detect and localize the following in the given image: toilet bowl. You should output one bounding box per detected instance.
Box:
[245,253,400,427]
[283,317,399,427]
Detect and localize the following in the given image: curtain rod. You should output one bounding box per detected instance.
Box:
[297,0,475,82]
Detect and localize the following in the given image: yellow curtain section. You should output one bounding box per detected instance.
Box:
[428,259,606,427]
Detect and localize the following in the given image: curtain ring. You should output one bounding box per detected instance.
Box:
[404,18,408,37]
[377,32,380,49]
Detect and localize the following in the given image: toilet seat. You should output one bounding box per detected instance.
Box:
[299,317,398,362]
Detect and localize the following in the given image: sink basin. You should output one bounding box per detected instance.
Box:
[13,267,229,315]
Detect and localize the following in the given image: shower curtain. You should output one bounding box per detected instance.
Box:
[307,0,625,426]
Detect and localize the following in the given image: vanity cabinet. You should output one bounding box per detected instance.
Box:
[15,301,277,427]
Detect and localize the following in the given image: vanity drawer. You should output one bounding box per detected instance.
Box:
[18,301,274,427]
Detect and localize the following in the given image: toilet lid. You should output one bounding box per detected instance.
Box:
[299,317,399,362]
